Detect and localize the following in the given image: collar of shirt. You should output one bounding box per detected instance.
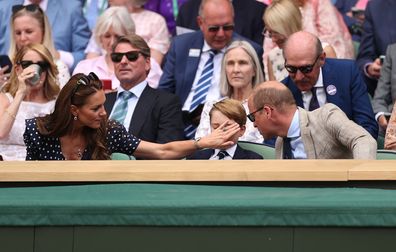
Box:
[301,68,325,109]
[25,0,48,10]
[117,81,147,100]
[287,109,307,159]
[202,41,226,54]
[211,144,237,160]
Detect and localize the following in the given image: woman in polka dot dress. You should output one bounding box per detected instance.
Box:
[23,72,239,160]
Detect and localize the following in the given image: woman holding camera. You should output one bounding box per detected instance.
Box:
[0,43,60,160]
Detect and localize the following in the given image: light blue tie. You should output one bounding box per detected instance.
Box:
[184,50,217,139]
[110,91,134,124]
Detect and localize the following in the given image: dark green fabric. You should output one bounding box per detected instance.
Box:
[0,183,396,226]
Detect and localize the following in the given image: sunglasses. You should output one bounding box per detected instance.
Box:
[12,4,42,15]
[71,72,101,100]
[207,24,235,33]
[284,54,321,74]
[111,51,144,63]
[261,28,284,39]
[247,107,263,122]
[18,60,49,71]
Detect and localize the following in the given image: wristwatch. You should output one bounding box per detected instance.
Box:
[193,137,202,149]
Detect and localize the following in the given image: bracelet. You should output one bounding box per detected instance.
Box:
[5,109,16,119]
[193,137,202,150]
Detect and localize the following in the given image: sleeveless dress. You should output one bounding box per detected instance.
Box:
[0,93,55,160]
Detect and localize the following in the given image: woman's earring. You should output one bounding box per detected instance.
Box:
[74,115,78,121]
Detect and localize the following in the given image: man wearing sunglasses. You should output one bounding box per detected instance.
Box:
[281,31,378,140]
[158,0,263,138]
[247,82,376,159]
[104,34,185,147]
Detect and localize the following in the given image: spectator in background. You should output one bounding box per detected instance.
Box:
[335,0,369,43]
[24,72,239,160]
[159,0,263,139]
[104,34,185,145]
[73,6,162,89]
[8,4,70,87]
[248,81,377,159]
[82,0,109,31]
[144,0,188,36]
[372,43,396,134]
[187,98,263,160]
[175,0,266,46]
[263,0,354,62]
[282,31,378,139]
[85,0,170,66]
[356,0,396,97]
[0,43,60,160]
[0,1,91,70]
[195,40,264,143]
[263,0,336,81]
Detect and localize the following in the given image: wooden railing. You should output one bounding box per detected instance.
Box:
[0,160,395,182]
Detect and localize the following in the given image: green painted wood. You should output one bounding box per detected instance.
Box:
[74,226,293,252]
[34,227,74,252]
[0,227,33,252]
[294,227,396,252]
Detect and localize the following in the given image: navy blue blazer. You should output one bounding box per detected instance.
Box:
[356,0,396,95]
[104,85,185,144]
[158,31,264,105]
[0,0,91,69]
[282,58,378,139]
[186,145,263,160]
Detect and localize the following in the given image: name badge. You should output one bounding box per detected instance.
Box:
[188,49,201,57]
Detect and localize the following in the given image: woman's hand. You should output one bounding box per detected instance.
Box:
[15,65,38,98]
[199,120,240,149]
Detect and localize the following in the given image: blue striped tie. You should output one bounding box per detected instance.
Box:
[110,91,133,124]
[184,50,217,139]
[190,50,217,112]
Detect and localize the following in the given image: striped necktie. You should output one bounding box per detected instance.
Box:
[190,49,217,112]
[184,50,217,139]
[110,91,134,124]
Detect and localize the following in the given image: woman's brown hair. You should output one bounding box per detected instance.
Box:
[36,73,109,160]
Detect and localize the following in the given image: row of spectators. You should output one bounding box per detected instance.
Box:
[1,0,396,161]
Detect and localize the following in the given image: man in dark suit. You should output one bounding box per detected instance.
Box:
[187,98,262,160]
[356,0,396,96]
[158,0,263,138]
[176,0,266,46]
[105,34,185,144]
[282,31,378,139]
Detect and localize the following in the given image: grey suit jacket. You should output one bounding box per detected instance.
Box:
[372,43,396,115]
[275,104,377,159]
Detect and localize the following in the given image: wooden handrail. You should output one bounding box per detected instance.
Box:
[0,160,394,182]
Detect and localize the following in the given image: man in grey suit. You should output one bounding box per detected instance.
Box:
[372,43,396,133]
[247,81,377,159]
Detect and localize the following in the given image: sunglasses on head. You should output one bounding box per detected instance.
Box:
[247,107,263,122]
[284,54,321,74]
[12,4,42,15]
[71,72,101,100]
[111,51,144,63]
[207,24,235,33]
[18,60,49,71]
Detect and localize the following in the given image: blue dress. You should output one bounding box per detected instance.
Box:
[23,119,141,160]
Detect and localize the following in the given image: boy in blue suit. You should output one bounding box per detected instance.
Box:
[187,99,262,160]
